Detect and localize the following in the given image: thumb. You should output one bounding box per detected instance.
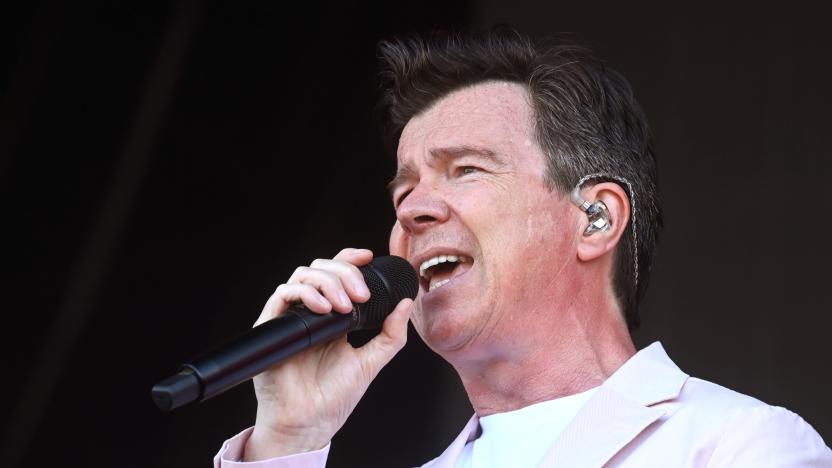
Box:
[355,298,413,379]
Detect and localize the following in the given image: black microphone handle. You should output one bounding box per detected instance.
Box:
[151,255,419,412]
[152,307,360,412]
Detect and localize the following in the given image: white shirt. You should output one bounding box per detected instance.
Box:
[215,342,832,467]
[456,387,598,468]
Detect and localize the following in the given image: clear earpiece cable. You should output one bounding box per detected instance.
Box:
[573,173,638,294]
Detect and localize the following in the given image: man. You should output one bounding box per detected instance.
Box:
[214,29,831,466]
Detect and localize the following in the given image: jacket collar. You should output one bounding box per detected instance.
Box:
[425,342,688,468]
[604,341,689,406]
[537,342,689,467]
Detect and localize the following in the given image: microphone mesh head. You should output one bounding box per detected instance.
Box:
[358,256,418,328]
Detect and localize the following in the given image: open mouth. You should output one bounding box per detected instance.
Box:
[419,254,473,292]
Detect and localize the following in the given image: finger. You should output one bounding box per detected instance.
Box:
[389,221,407,258]
[255,283,332,327]
[286,266,353,313]
[355,298,413,379]
[305,258,371,303]
[332,248,373,265]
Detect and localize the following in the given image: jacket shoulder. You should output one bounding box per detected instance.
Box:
[661,377,832,465]
[678,377,765,411]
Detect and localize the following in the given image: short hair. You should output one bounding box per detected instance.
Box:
[377,28,661,328]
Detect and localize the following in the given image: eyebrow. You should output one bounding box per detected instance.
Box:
[386,145,502,196]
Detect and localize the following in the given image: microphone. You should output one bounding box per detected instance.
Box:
[151,255,418,411]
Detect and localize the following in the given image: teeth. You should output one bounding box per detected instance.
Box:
[419,254,470,279]
[430,279,451,291]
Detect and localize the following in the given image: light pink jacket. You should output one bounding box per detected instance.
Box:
[215,342,832,467]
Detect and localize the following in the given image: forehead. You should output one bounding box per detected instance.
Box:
[397,81,535,163]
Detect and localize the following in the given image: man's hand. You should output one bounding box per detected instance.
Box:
[243,248,414,461]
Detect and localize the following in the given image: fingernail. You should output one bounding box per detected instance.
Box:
[338,290,351,307]
[354,280,370,298]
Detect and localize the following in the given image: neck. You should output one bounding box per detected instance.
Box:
[448,294,635,417]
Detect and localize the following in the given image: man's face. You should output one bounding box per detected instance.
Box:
[389,81,580,357]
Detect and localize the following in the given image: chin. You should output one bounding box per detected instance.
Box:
[412,311,477,356]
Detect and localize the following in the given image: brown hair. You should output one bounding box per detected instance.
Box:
[377,28,661,328]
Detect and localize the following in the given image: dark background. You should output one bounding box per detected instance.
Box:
[2,1,830,467]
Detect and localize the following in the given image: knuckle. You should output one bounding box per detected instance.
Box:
[385,333,404,349]
[314,267,342,287]
[323,268,342,283]
[296,283,315,294]
[395,333,408,349]
[343,262,362,276]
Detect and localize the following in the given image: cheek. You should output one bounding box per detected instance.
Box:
[525,208,567,247]
[495,197,575,279]
[477,192,556,250]
[526,202,575,257]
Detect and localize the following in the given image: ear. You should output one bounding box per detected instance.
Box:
[576,182,630,263]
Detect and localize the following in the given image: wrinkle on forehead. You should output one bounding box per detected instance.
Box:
[397,81,535,165]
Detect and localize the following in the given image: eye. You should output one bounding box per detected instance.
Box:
[394,188,412,208]
[458,166,479,176]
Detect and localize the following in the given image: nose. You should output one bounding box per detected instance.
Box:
[396,183,450,234]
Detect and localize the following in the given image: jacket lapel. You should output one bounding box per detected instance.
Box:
[537,342,688,467]
[425,343,688,468]
[536,387,664,467]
